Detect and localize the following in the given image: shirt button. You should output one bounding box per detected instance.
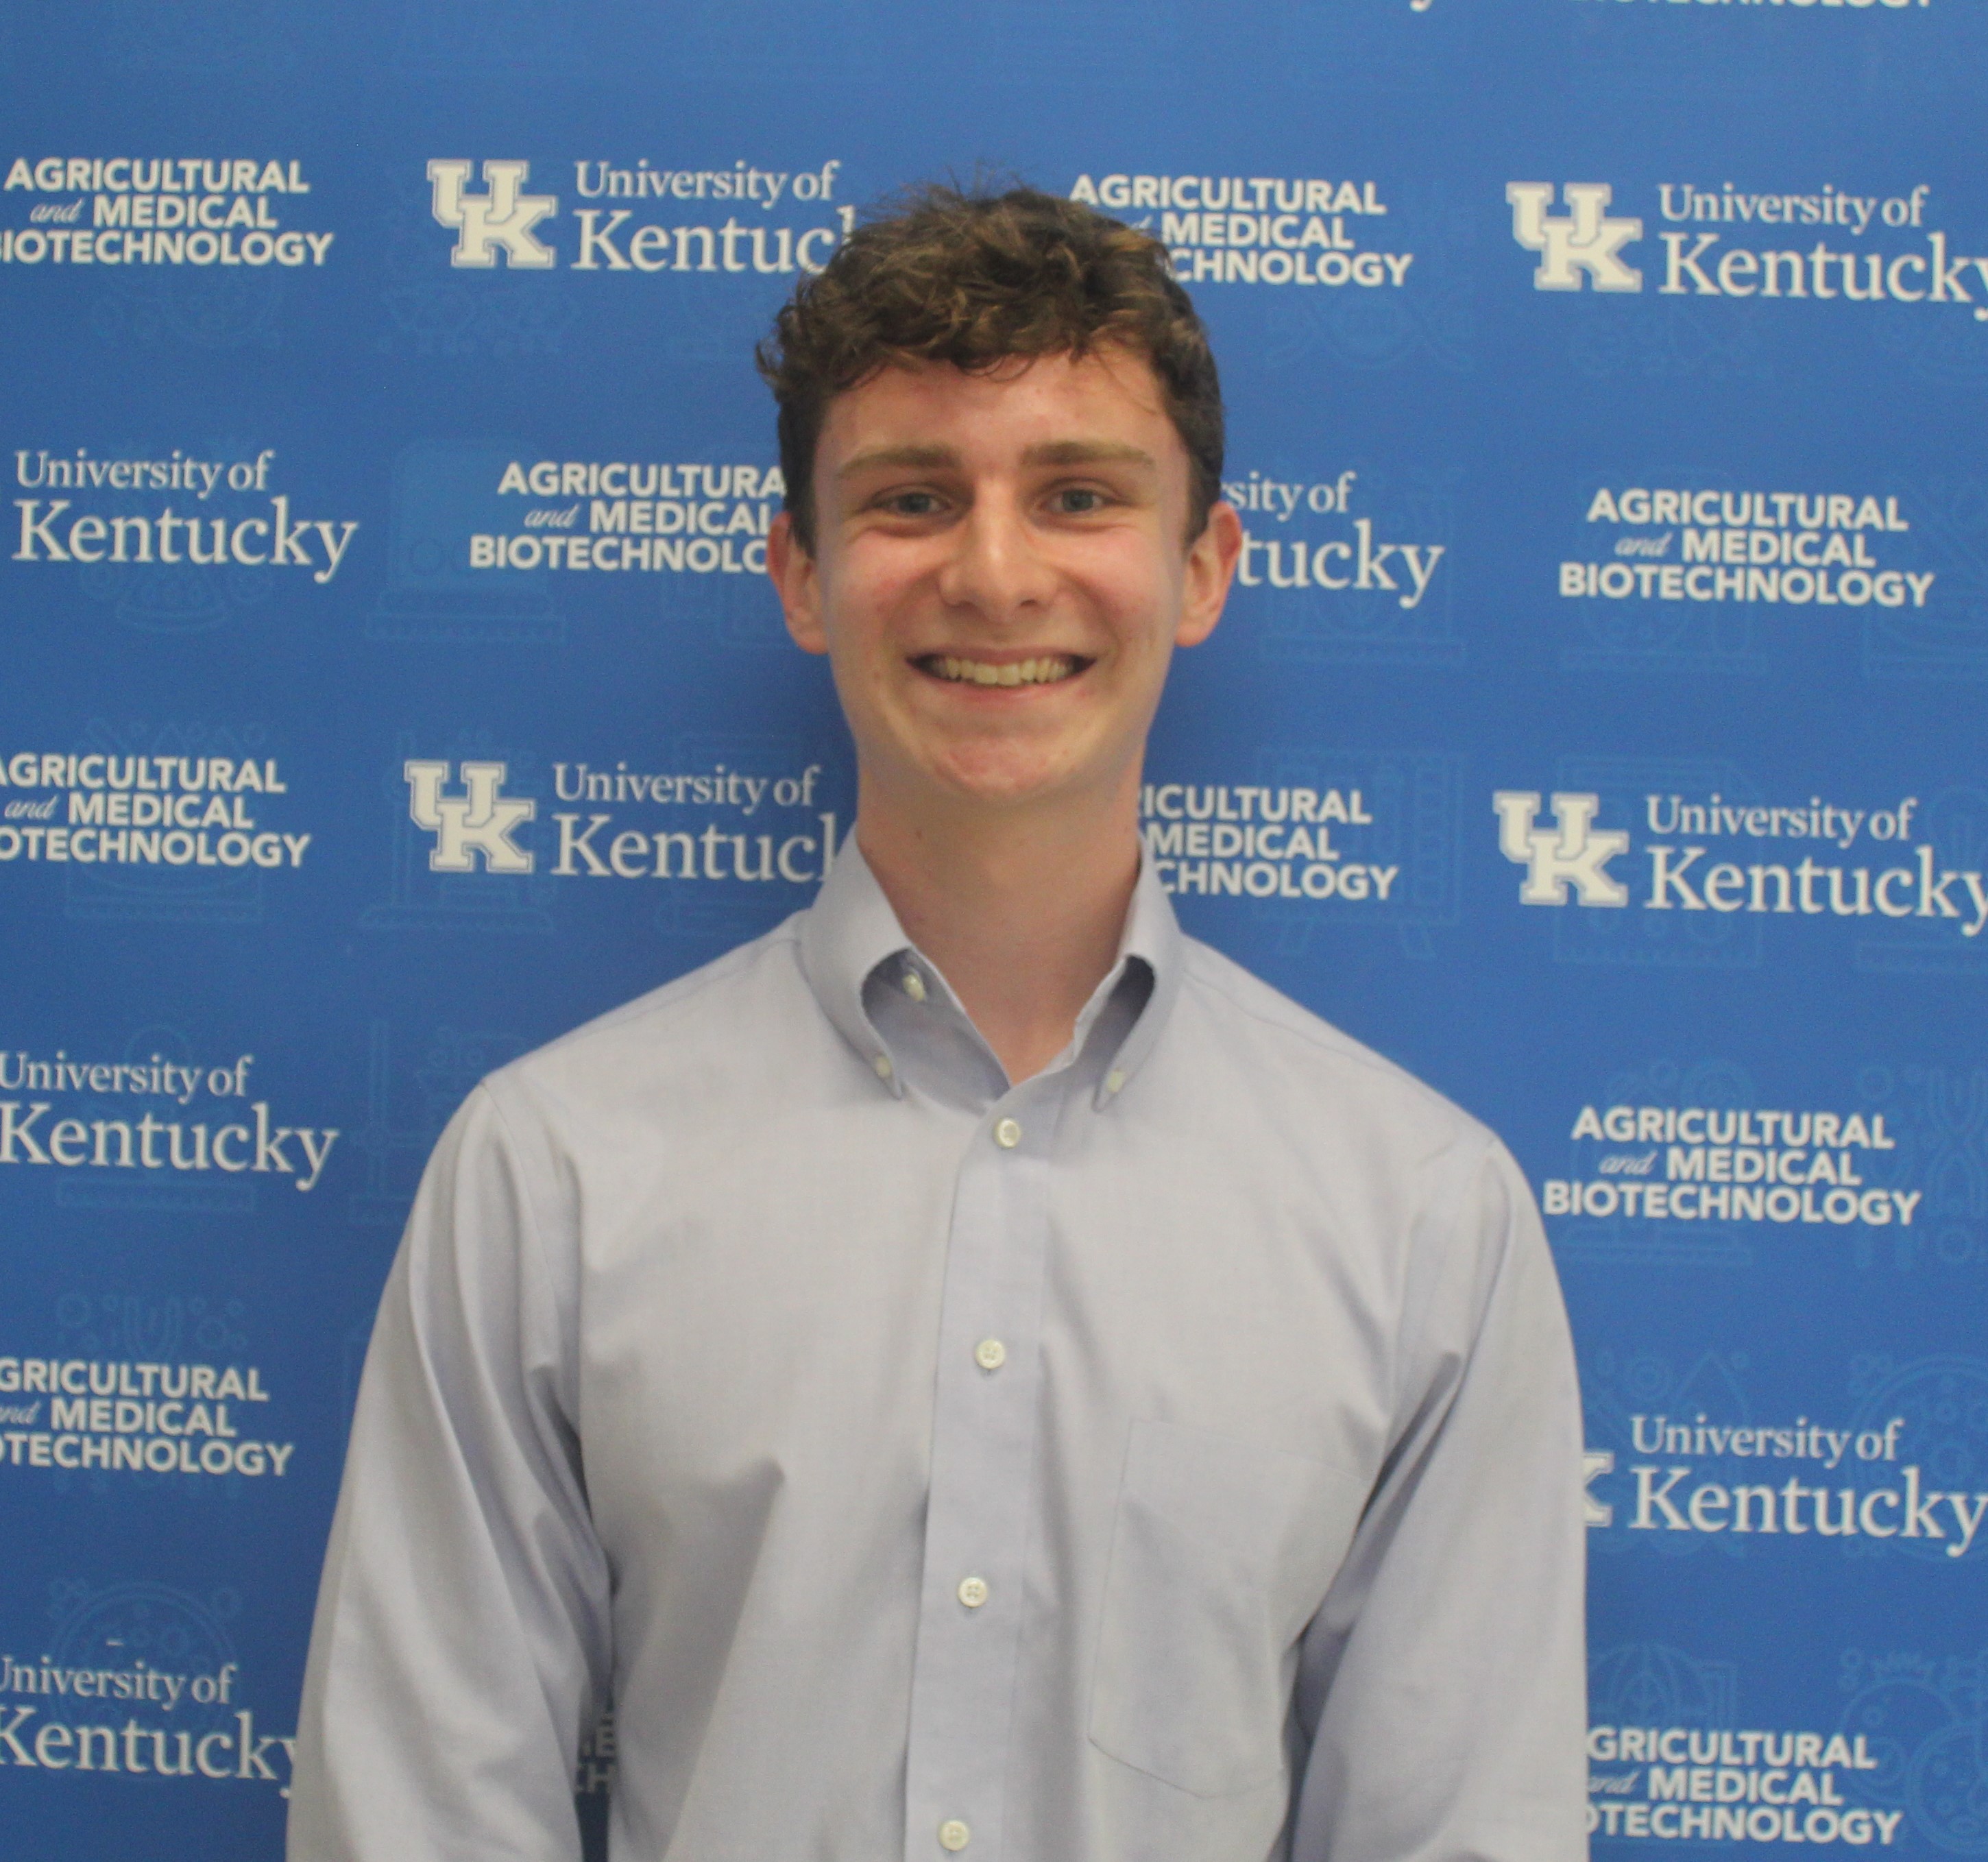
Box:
[939,1821,971,1852]
[957,1575,989,1609]
[1104,1068,1126,1095]
[974,1338,1007,1372]
[994,1117,1021,1148]
[873,1054,894,1080]
[902,969,928,1002]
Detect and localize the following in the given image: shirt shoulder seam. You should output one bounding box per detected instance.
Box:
[468,1076,568,1331]
[1387,1126,1510,1431]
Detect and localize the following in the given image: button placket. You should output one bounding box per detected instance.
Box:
[901,1081,1062,1862]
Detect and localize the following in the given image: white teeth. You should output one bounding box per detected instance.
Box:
[932,655,1078,687]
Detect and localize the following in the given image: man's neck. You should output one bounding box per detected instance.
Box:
[855,778,1141,1085]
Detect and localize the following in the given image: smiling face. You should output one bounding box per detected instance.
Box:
[768,346,1241,832]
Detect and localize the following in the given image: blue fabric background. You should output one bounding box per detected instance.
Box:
[1,3,1983,1854]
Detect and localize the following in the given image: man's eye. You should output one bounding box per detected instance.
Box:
[884,491,943,517]
[1054,487,1106,514]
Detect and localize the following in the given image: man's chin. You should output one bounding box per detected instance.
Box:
[917,744,1116,816]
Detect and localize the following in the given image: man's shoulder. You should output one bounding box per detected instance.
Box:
[482,912,813,1117]
[1173,932,1493,1163]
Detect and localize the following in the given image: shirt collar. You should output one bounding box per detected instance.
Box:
[1093,849,1183,1108]
[797,834,1183,1108]
[798,839,922,1096]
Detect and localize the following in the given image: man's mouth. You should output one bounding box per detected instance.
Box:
[913,653,1089,688]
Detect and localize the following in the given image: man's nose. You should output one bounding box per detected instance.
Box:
[935,498,1058,620]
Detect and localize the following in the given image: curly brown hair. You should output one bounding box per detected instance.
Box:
[757,184,1224,553]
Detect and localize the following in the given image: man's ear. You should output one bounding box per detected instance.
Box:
[1176,499,1243,649]
[767,510,827,655]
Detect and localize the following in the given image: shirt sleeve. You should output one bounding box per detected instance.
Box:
[287,1081,611,1862]
[1288,1133,1588,1862]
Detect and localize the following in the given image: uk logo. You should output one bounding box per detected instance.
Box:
[1493,790,1630,906]
[404,760,536,872]
[426,159,558,269]
[1505,182,1642,292]
[1584,1450,1616,1528]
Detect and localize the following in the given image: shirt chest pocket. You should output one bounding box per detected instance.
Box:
[1087,1418,1366,1800]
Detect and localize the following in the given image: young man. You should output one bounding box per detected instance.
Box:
[290,187,1586,1862]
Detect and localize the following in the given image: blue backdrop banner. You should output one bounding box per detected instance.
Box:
[2,3,1984,1857]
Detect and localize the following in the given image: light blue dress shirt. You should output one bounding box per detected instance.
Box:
[289,843,1587,1862]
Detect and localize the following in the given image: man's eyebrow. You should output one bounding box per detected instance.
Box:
[1022,440,1157,470]
[836,439,1160,478]
[837,444,960,478]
